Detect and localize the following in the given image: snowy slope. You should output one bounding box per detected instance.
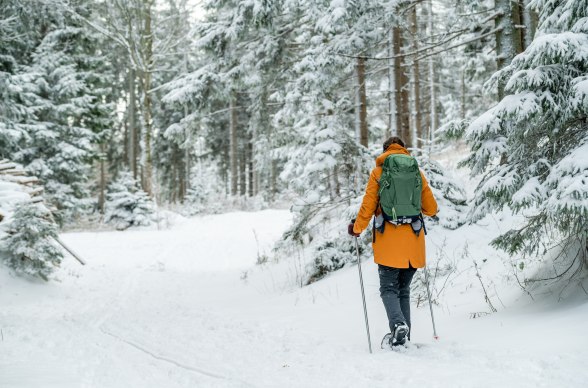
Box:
[1,209,587,388]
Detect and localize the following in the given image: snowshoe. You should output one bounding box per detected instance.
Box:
[381,333,394,350]
[381,323,410,350]
[392,322,409,346]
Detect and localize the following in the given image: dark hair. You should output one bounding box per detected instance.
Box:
[383,136,405,151]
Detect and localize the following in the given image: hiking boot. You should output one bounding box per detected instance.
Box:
[392,322,409,346]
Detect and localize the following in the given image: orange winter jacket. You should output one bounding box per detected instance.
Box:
[353,144,438,268]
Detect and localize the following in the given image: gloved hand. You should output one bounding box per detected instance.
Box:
[348,219,360,237]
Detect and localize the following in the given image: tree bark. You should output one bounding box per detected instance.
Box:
[355,57,368,147]
[98,143,106,214]
[513,1,525,54]
[495,0,517,100]
[333,165,340,198]
[128,68,138,179]
[393,27,411,147]
[522,0,538,48]
[410,5,423,149]
[427,0,437,147]
[239,138,246,196]
[184,130,190,200]
[178,145,185,203]
[141,0,154,195]
[247,133,254,197]
[460,70,466,120]
[229,96,238,196]
[387,29,397,139]
[270,158,277,202]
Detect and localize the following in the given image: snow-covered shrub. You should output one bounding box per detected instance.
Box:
[0,161,64,280]
[1,202,63,281]
[183,164,224,215]
[104,171,154,230]
[184,185,208,215]
[463,0,588,268]
[275,191,373,285]
[418,156,468,230]
[306,231,371,284]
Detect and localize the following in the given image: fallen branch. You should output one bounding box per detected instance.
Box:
[54,237,86,266]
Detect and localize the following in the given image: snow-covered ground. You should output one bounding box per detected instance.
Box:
[1,209,587,388]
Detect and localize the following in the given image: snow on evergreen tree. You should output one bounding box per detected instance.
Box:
[104,171,154,230]
[184,162,224,215]
[6,3,114,223]
[464,0,588,261]
[1,201,63,281]
[0,1,38,159]
[415,148,468,230]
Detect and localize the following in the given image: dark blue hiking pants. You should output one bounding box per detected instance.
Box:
[378,264,417,336]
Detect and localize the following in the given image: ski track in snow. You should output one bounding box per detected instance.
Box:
[98,327,253,386]
[1,209,588,387]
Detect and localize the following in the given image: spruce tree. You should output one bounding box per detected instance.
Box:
[104,171,154,230]
[464,0,588,260]
[1,202,63,281]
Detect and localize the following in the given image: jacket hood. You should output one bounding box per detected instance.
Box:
[375,143,411,166]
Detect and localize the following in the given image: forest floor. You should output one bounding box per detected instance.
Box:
[1,209,587,388]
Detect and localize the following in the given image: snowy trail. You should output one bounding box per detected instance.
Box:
[1,209,587,387]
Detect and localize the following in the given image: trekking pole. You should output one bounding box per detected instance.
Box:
[354,237,373,353]
[423,265,439,340]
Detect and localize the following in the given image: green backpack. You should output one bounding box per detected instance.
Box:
[378,154,422,221]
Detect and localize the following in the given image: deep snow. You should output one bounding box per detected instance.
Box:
[1,209,587,388]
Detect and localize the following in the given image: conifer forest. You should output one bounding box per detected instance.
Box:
[1,1,587,386]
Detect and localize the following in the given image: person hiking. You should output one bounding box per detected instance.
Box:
[348,136,438,348]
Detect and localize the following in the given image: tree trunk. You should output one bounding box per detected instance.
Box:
[522,0,538,48]
[171,153,177,204]
[229,97,238,196]
[495,0,517,100]
[141,0,154,195]
[460,70,466,120]
[128,68,138,179]
[355,57,368,147]
[427,0,437,147]
[123,122,129,170]
[247,133,254,197]
[184,130,190,200]
[394,27,411,147]
[183,54,191,201]
[239,139,246,196]
[513,1,525,54]
[387,29,397,139]
[410,5,423,149]
[98,142,106,214]
[333,165,340,198]
[178,146,186,203]
[270,158,277,202]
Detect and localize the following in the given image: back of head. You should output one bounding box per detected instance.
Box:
[383,136,405,152]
